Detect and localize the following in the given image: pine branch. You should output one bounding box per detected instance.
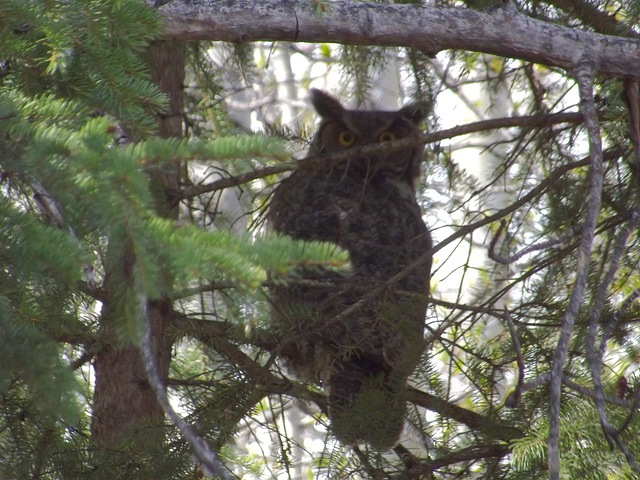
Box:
[543,0,631,37]
[170,314,327,405]
[602,286,640,355]
[173,314,523,444]
[412,444,511,472]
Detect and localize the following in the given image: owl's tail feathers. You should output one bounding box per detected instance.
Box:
[327,355,406,450]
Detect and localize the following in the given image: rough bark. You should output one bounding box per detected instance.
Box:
[152,0,640,79]
[90,41,185,459]
[146,40,186,217]
[91,300,174,449]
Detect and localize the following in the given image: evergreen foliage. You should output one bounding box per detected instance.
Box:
[0,1,344,477]
[2,0,640,478]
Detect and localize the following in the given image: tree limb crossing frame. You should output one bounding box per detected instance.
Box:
[154,0,640,80]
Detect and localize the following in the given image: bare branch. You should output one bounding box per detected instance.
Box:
[548,63,605,480]
[516,372,640,409]
[623,80,640,167]
[617,385,640,436]
[414,444,511,471]
[155,0,640,79]
[393,442,510,475]
[597,218,640,361]
[489,219,582,265]
[503,308,525,408]
[585,207,640,468]
[179,111,583,200]
[70,349,95,370]
[137,295,235,480]
[430,297,500,316]
[407,387,523,442]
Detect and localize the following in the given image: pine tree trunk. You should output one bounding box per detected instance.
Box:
[90,41,185,466]
[91,300,174,449]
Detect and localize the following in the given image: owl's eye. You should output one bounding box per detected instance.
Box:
[338,130,356,147]
[378,131,396,143]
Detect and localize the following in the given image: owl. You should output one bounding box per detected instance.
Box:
[268,89,432,450]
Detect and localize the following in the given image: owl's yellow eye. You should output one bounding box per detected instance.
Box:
[378,131,396,143]
[338,130,356,147]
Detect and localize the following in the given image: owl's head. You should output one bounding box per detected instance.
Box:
[309,89,428,186]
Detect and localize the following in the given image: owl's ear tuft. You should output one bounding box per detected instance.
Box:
[310,89,345,119]
[400,101,431,125]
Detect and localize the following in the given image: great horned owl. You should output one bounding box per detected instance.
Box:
[268,89,432,450]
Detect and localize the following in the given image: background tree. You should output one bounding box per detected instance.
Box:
[2,0,640,479]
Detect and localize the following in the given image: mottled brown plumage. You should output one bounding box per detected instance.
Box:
[268,89,432,449]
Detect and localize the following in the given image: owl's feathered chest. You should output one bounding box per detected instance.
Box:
[269,166,431,290]
[270,166,425,240]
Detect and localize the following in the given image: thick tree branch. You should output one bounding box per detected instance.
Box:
[155,0,640,79]
[503,308,525,409]
[543,0,632,38]
[490,220,582,265]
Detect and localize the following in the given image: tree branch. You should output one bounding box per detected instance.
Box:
[544,0,633,38]
[407,387,523,442]
[155,0,640,79]
[180,111,583,201]
[489,219,582,265]
[415,444,511,472]
[511,372,640,410]
[137,295,234,480]
[586,207,640,468]
[548,63,605,480]
[171,314,524,444]
[503,308,525,409]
